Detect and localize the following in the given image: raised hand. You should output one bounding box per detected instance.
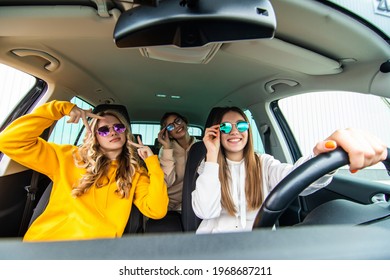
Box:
[129,135,154,160]
[203,124,221,162]
[68,105,104,133]
[157,128,171,149]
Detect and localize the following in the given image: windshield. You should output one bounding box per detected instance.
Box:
[324,0,390,38]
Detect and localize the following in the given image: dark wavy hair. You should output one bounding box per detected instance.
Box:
[160,112,189,130]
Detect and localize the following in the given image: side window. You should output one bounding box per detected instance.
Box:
[0,63,36,126]
[131,124,202,146]
[278,91,390,183]
[48,97,94,145]
[244,109,265,154]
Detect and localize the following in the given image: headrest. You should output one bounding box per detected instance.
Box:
[133,133,142,143]
[92,104,131,124]
[203,107,224,136]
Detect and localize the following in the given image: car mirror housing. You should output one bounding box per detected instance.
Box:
[113,0,276,48]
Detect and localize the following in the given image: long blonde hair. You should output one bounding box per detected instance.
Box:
[72,110,141,198]
[215,107,263,215]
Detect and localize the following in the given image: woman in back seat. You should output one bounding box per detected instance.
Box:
[157,112,199,213]
[144,112,199,232]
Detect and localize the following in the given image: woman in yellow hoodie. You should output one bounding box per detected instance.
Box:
[0,100,168,242]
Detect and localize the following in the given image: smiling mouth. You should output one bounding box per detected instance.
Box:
[110,138,121,142]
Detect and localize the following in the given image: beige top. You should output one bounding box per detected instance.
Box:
[159,136,198,211]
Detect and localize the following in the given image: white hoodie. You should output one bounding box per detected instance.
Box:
[192,154,333,234]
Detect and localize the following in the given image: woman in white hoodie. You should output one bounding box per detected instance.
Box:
[192,106,387,234]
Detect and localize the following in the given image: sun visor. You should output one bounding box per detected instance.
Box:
[223,38,343,75]
[113,0,276,48]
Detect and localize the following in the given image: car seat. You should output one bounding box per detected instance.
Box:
[132,133,142,143]
[181,107,224,232]
[28,103,144,234]
[93,103,131,124]
[29,182,144,234]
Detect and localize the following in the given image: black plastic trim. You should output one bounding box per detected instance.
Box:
[270,100,302,162]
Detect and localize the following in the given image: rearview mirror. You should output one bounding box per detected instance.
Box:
[113,0,276,48]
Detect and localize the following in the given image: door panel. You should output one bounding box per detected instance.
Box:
[299,175,390,221]
[0,170,32,237]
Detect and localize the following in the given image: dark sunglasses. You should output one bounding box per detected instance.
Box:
[220,121,249,134]
[96,123,126,137]
[166,117,183,132]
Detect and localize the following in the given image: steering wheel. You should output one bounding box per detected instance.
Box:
[253,147,390,228]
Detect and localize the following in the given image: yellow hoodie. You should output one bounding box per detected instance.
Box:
[0,100,168,242]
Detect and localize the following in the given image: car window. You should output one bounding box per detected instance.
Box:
[278,91,390,184]
[0,63,36,126]
[131,123,202,146]
[244,109,265,154]
[48,96,94,145]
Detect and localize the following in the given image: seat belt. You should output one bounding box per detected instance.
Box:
[18,171,40,236]
[18,127,51,237]
[261,124,271,154]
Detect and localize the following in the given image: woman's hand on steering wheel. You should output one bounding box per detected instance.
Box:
[313,128,387,172]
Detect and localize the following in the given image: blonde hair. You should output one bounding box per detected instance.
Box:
[216,107,263,215]
[72,110,141,198]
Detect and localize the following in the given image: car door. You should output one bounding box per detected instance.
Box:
[0,65,47,237]
[276,91,390,223]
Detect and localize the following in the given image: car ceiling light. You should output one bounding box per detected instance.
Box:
[139,43,222,64]
[156,93,167,98]
[170,95,181,99]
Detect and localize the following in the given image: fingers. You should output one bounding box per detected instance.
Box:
[81,113,91,133]
[163,129,169,140]
[137,135,144,145]
[85,110,105,120]
[203,125,220,162]
[313,140,337,155]
[203,125,220,141]
[67,106,105,133]
[157,129,171,149]
[157,129,167,141]
[136,145,153,160]
[128,138,154,160]
[128,140,143,148]
[316,128,387,172]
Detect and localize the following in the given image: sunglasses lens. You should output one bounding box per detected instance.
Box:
[175,118,183,125]
[97,126,110,136]
[237,121,249,132]
[97,124,125,136]
[113,123,126,134]
[166,124,175,132]
[220,122,232,134]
